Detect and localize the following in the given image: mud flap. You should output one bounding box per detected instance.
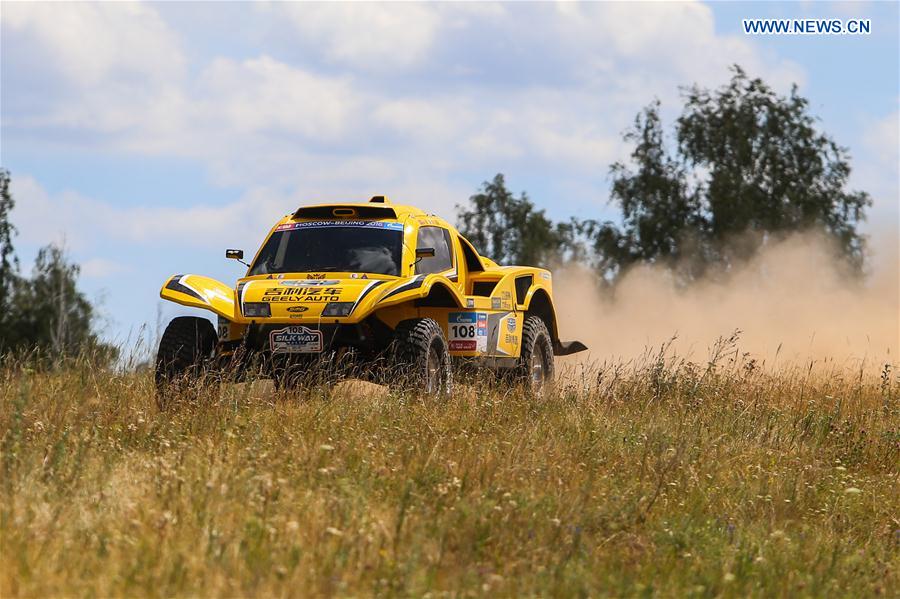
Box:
[554,340,588,356]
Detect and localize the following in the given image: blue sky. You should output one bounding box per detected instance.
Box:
[2,1,897,350]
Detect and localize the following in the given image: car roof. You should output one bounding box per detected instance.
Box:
[294,202,427,220]
[273,196,448,226]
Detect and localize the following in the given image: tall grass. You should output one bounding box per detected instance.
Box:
[1,346,897,597]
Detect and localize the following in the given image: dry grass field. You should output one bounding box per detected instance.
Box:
[1,346,897,597]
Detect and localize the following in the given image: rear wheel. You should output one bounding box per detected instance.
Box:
[155,316,218,410]
[390,318,452,395]
[515,316,554,393]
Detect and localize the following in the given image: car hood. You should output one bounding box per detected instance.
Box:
[236,275,397,322]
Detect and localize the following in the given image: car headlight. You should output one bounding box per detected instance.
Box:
[242,302,271,318]
[322,301,354,317]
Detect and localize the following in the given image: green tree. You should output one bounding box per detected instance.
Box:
[6,245,115,362]
[596,65,871,281]
[457,174,584,266]
[0,169,18,332]
[0,169,116,362]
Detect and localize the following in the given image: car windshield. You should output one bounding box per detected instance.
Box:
[249,222,404,276]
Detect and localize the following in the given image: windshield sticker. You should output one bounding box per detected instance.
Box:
[279,279,340,287]
[276,221,404,231]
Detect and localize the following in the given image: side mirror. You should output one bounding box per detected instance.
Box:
[226,249,249,267]
[415,247,436,259]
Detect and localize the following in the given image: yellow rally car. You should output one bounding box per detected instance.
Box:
[156,196,586,405]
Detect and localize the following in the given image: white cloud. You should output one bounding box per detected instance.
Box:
[197,57,360,140]
[856,110,900,231]
[2,2,184,86]
[863,110,899,169]
[2,1,186,135]
[9,175,289,252]
[374,98,475,142]
[551,2,804,94]
[81,258,128,279]
[9,173,473,259]
[3,1,809,217]
[270,2,439,71]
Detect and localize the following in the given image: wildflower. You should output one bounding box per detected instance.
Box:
[325,527,343,537]
[320,444,335,451]
[723,573,736,583]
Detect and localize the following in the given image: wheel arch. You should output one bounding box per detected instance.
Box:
[524,288,559,344]
[415,281,464,308]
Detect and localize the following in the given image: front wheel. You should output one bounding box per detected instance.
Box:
[390,318,452,396]
[155,316,218,410]
[515,316,554,393]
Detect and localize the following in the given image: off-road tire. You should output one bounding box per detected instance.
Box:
[515,316,554,393]
[155,316,218,410]
[390,318,452,395]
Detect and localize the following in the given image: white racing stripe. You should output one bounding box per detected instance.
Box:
[179,275,207,304]
[349,279,380,314]
[240,280,254,306]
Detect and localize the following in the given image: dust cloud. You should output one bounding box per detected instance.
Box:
[554,231,898,370]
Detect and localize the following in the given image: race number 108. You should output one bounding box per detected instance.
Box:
[451,324,476,338]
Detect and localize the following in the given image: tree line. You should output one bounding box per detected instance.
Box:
[0,66,870,359]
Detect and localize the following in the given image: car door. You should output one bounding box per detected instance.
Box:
[415,225,454,277]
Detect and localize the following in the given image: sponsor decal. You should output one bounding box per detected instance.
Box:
[491,297,501,310]
[504,334,519,345]
[541,272,551,280]
[450,340,476,351]
[307,273,326,280]
[466,298,475,308]
[449,312,475,324]
[448,312,488,353]
[280,279,340,287]
[217,316,230,339]
[276,221,404,231]
[263,287,342,303]
[286,305,309,313]
[506,317,516,333]
[270,326,323,353]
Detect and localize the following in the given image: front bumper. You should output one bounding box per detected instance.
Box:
[241,322,377,355]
